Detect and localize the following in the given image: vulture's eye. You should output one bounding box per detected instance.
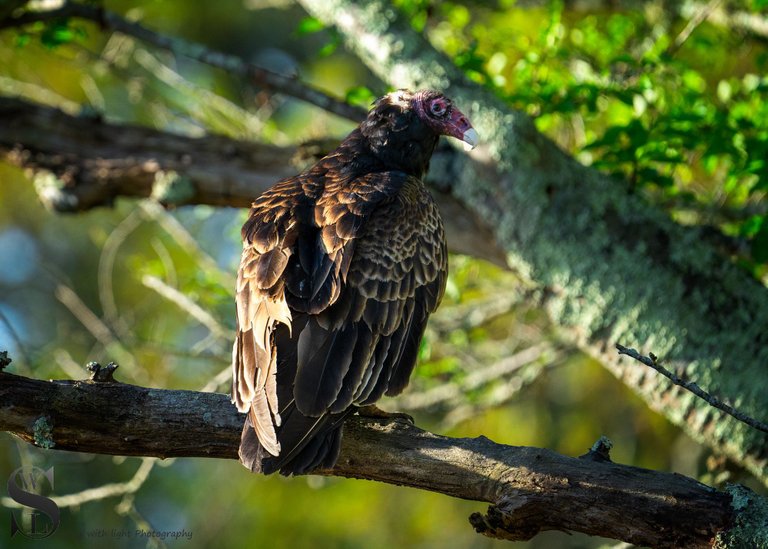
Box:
[429,98,448,117]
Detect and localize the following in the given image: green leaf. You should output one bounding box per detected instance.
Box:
[295,16,324,35]
[740,215,763,237]
[39,19,80,49]
[751,218,768,263]
[636,167,674,187]
[345,86,376,108]
[14,32,30,48]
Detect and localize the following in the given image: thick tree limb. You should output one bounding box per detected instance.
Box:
[0,98,295,209]
[0,96,505,266]
[1,370,760,548]
[298,0,768,488]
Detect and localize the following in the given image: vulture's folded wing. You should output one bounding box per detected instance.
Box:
[291,171,447,416]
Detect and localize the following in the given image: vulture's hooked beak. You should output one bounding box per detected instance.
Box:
[443,107,479,151]
[461,128,479,151]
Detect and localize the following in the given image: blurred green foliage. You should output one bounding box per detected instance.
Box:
[1,1,767,548]
[421,0,768,278]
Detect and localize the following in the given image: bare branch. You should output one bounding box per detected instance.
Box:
[142,275,230,342]
[0,96,298,210]
[664,0,723,58]
[0,370,751,547]
[0,2,366,122]
[396,343,555,412]
[616,343,768,435]
[1,458,158,510]
[684,1,768,43]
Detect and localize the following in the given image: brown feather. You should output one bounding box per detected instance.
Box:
[253,248,290,290]
[249,400,279,456]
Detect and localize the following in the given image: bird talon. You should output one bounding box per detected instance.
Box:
[357,405,414,424]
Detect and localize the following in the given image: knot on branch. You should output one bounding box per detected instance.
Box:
[34,171,81,212]
[87,361,119,383]
[0,350,11,370]
[150,170,194,205]
[469,499,542,542]
[580,435,613,463]
[33,416,55,449]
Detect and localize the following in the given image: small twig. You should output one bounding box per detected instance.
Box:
[429,291,524,335]
[138,202,231,288]
[1,457,158,510]
[130,47,267,139]
[86,361,119,383]
[54,282,143,381]
[0,3,366,122]
[664,0,722,59]
[141,274,230,342]
[438,358,559,430]
[199,366,231,394]
[97,208,144,342]
[54,349,89,379]
[397,343,554,411]
[0,308,32,371]
[616,343,768,435]
[0,74,81,113]
[0,350,11,371]
[55,283,119,348]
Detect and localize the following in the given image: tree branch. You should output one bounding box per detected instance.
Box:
[0,96,506,266]
[0,97,295,209]
[1,370,756,548]
[664,0,723,59]
[0,2,366,122]
[616,344,768,435]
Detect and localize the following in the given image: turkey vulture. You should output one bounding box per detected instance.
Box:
[232,89,478,475]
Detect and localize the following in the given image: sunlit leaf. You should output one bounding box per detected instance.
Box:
[295,16,325,35]
[345,86,376,107]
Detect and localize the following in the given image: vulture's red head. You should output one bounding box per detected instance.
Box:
[359,89,478,176]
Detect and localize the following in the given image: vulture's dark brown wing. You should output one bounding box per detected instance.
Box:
[233,169,446,473]
[291,172,447,418]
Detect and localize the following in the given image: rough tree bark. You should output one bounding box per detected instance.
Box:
[297,0,768,487]
[2,370,763,549]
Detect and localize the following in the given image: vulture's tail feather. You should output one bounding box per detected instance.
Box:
[238,401,354,476]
